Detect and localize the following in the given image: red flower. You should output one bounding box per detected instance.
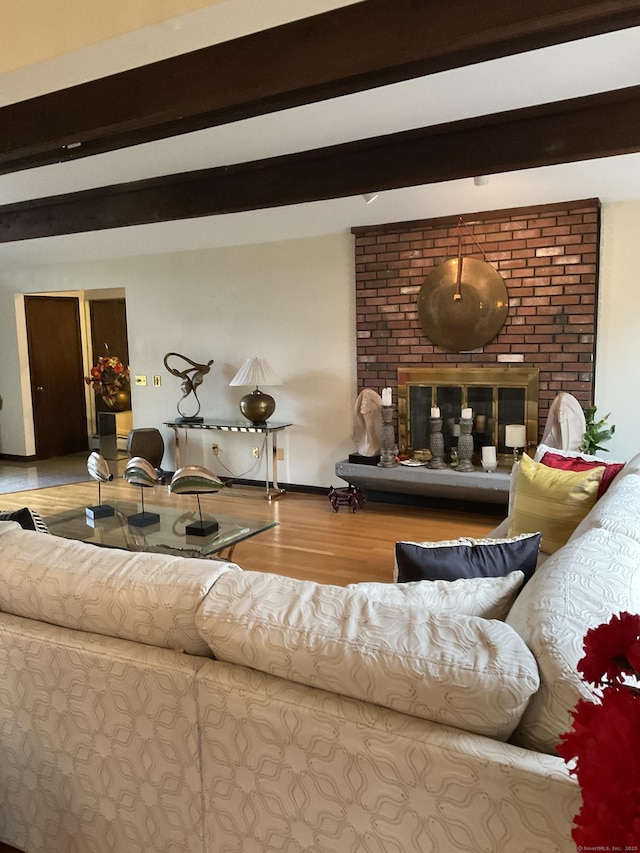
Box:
[579,611,640,685]
[559,612,640,847]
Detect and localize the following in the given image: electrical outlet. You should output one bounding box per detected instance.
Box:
[252,446,260,458]
[153,375,162,386]
[135,375,147,386]
[211,444,219,456]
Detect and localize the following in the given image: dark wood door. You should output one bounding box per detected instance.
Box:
[24,295,88,458]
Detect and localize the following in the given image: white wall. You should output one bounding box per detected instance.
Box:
[1,200,638,481]
[0,233,357,487]
[595,201,640,461]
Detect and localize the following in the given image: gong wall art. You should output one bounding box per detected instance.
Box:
[417,256,509,352]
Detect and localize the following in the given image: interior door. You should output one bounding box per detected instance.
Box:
[25,295,88,458]
[89,298,130,418]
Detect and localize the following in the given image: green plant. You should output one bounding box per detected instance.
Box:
[581,406,615,455]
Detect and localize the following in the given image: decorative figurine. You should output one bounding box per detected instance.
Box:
[86,451,115,520]
[163,352,214,423]
[123,456,161,527]
[168,466,224,536]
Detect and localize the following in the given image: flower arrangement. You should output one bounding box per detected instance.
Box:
[84,356,130,407]
[557,612,640,847]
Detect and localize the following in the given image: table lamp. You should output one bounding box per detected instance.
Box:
[229,357,282,425]
[505,423,527,463]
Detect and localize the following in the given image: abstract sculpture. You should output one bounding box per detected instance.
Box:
[163,352,214,423]
[86,451,115,520]
[123,456,161,527]
[351,389,383,457]
[169,466,224,536]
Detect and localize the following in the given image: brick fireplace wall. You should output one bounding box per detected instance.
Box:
[352,198,600,441]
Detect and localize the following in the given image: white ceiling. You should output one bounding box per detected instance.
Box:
[1,4,640,269]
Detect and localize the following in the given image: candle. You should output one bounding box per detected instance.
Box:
[381,387,392,406]
[482,446,497,465]
[430,407,440,418]
[461,407,473,420]
[505,424,527,448]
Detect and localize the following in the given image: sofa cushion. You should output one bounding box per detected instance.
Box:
[197,569,540,741]
[0,524,237,655]
[506,464,640,754]
[536,446,625,499]
[352,570,525,620]
[0,507,49,533]
[394,532,541,585]
[508,452,603,554]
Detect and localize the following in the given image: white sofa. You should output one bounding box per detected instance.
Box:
[0,452,638,852]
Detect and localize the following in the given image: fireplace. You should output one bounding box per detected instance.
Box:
[397,367,539,460]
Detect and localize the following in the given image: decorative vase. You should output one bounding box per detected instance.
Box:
[428,417,447,469]
[103,389,131,412]
[456,417,475,472]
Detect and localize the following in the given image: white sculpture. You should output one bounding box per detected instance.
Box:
[351,388,383,456]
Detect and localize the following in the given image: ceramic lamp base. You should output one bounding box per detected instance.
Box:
[239,388,275,425]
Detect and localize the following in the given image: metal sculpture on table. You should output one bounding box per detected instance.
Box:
[163,352,214,423]
[169,466,225,536]
[123,456,161,527]
[86,451,115,520]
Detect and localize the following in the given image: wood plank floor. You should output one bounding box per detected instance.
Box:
[0,478,505,585]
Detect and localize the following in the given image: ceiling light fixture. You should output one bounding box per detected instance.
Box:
[473,176,489,187]
[362,192,379,204]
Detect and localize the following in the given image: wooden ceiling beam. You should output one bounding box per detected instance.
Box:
[1,85,639,243]
[2,0,640,174]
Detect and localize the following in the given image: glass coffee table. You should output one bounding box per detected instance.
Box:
[44,500,277,560]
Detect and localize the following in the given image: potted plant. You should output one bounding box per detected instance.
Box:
[581,406,615,455]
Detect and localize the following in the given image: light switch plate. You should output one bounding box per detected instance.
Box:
[135,375,147,386]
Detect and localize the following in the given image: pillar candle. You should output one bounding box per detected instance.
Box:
[430,407,440,418]
[461,407,473,419]
[382,387,392,406]
[482,446,497,466]
[505,424,527,448]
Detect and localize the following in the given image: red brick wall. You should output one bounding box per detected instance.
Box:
[352,198,600,439]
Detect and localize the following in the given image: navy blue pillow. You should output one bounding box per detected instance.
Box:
[0,507,49,533]
[395,533,541,585]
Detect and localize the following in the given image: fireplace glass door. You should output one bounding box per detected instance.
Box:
[398,367,539,461]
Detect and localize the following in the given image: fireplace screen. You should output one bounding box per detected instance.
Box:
[397,367,539,458]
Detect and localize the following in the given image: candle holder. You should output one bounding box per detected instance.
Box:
[378,405,398,468]
[455,417,475,472]
[428,417,448,469]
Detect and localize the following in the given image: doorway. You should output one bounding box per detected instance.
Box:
[24,295,88,458]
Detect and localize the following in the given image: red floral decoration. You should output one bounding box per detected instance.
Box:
[84,356,130,407]
[558,611,640,847]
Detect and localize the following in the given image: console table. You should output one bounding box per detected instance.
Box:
[335,459,511,505]
[164,419,292,500]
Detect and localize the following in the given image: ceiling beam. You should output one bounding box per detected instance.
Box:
[2,0,640,174]
[1,85,639,243]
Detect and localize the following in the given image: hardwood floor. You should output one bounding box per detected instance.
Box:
[0,478,505,584]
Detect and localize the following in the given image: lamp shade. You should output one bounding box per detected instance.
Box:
[505,424,527,448]
[229,357,282,387]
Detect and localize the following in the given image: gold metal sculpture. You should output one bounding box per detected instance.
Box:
[163,352,214,423]
[417,218,508,352]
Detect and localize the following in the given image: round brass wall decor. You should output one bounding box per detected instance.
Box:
[417,257,508,352]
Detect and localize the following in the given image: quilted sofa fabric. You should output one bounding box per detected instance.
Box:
[197,569,540,740]
[351,570,525,620]
[506,458,640,753]
[0,520,237,656]
[0,612,206,853]
[197,658,579,853]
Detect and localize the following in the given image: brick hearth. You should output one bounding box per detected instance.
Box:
[352,198,599,441]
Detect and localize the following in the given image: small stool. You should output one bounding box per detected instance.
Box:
[328,485,367,512]
[126,428,165,469]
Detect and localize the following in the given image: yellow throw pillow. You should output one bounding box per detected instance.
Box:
[508,452,603,554]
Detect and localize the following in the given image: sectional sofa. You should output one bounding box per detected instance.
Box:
[0,448,637,852]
